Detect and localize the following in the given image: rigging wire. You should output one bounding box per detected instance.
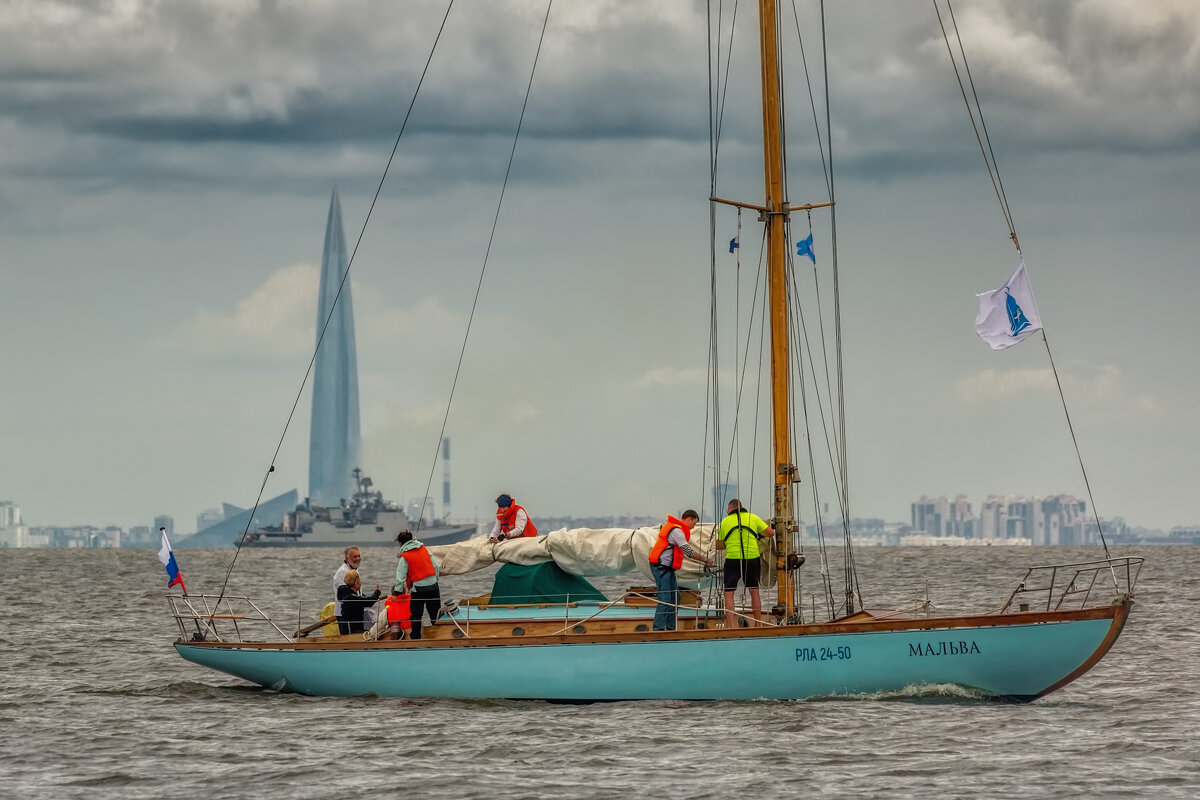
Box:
[414,0,556,530]
[934,0,1115,571]
[703,0,742,531]
[779,0,859,615]
[788,0,831,197]
[712,1,742,180]
[749,263,768,518]
[945,2,1017,246]
[733,209,743,496]
[700,227,719,567]
[705,197,723,526]
[726,209,744,505]
[787,236,846,615]
[715,225,770,616]
[212,0,456,611]
[704,1,748,605]
[719,221,767,509]
[702,1,718,527]
[781,3,847,540]
[820,0,860,614]
[780,4,847,534]
[932,1,1018,251]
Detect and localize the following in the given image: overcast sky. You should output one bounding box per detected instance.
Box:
[2,0,1198,534]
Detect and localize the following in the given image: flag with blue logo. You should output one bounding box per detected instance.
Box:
[974,262,1043,350]
[157,528,187,592]
[796,234,815,263]
[729,236,740,254]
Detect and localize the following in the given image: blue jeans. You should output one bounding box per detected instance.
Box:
[651,563,679,631]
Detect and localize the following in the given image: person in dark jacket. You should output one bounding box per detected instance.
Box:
[336,569,381,635]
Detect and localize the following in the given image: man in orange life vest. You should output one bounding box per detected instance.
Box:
[648,509,712,631]
[489,494,538,542]
[393,530,441,639]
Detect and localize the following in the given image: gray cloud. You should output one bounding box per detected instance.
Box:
[3,1,1198,192]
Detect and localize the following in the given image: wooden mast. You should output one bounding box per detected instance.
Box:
[758,0,796,617]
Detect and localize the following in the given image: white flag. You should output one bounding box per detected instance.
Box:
[974,262,1043,350]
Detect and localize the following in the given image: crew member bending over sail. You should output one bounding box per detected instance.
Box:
[489,493,538,541]
[648,510,712,632]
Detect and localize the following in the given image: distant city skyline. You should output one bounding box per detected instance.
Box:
[2,491,1197,550]
[911,493,1094,546]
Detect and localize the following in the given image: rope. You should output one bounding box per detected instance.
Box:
[701,4,718,525]
[718,218,767,511]
[787,256,840,615]
[818,0,858,617]
[934,1,1117,586]
[789,227,867,615]
[787,0,831,196]
[946,1,1017,244]
[413,0,555,531]
[710,0,741,184]
[212,1,456,611]
[933,0,1019,252]
[704,1,748,529]
[1041,332,1116,569]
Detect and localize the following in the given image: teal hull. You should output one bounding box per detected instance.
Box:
[175,603,1129,701]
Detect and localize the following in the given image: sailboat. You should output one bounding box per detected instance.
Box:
[170,1,1140,701]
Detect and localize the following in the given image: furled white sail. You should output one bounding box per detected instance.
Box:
[428,524,776,589]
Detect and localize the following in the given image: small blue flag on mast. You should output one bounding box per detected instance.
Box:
[796,234,815,263]
[729,236,739,254]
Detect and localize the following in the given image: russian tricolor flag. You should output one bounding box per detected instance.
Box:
[157,528,186,592]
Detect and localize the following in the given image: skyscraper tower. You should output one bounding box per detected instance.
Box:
[308,189,361,507]
[713,481,739,518]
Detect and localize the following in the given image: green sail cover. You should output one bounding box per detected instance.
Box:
[489,562,608,604]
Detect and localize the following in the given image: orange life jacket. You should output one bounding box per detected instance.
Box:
[400,545,437,588]
[384,594,412,629]
[649,515,692,570]
[496,503,538,537]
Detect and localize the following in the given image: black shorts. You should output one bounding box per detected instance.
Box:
[723,558,761,591]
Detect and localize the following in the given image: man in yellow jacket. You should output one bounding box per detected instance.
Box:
[717,498,774,628]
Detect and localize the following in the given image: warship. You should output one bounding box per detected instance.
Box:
[240,468,476,548]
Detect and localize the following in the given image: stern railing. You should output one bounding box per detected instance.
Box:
[1000,556,1143,613]
[167,594,290,643]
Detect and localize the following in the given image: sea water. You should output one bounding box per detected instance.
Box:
[1,545,1195,799]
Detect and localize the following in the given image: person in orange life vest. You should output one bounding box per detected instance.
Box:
[394,530,441,640]
[336,570,382,635]
[365,589,412,641]
[489,494,538,541]
[648,509,712,632]
[383,590,412,640]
